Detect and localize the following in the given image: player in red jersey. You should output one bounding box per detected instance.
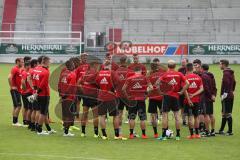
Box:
[112,55,130,135]
[193,59,205,132]
[59,60,77,137]
[158,60,189,141]
[28,59,38,131]
[21,61,34,129]
[100,53,119,71]
[127,53,147,77]
[178,58,189,126]
[79,61,100,138]
[8,58,24,126]
[75,53,90,122]
[122,66,153,139]
[96,62,127,140]
[184,63,204,139]
[33,56,55,135]
[147,58,165,138]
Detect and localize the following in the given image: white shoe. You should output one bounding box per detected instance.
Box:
[48,129,57,134]
[124,120,129,124]
[37,131,49,136]
[12,123,23,127]
[63,132,75,137]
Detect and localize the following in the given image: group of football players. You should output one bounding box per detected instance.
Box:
[8,53,236,141]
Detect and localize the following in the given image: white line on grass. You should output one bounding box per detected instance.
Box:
[0,153,109,160]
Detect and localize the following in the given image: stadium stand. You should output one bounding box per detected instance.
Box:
[85,0,240,43]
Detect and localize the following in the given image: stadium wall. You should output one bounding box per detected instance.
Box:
[0,54,240,64]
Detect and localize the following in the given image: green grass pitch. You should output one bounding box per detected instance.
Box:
[0,63,239,160]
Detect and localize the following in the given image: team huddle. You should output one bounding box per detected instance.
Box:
[8,53,236,141]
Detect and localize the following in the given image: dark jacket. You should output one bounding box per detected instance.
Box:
[221,68,236,99]
[201,71,217,102]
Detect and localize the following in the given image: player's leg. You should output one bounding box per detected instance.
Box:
[81,98,89,137]
[171,96,181,140]
[138,101,147,139]
[128,103,137,139]
[92,104,99,137]
[225,99,234,135]
[98,101,108,139]
[209,102,215,136]
[62,100,75,136]
[204,101,211,137]
[11,90,22,126]
[159,96,170,140]
[36,96,47,134]
[193,103,200,138]
[148,99,158,138]
[118,98,125,135]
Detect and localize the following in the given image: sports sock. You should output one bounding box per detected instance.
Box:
[82,126,86,134]
[130,129,134,135]
[64,127,69,134]
[13,117,18,124]
[35,123,39,131]
[142,129,146,136]
[220,117,227,131]
[101,129,107,137]
[162,128,167,137]
[45,124,51,131]
[114,128,119,137]
[227,117,233,133]
[153,127,158,134]
[189,128,194,136]
[37,125,43,133]
[195,128,199,134]
[94,127,98,135]
[211,129,215,133]
[176,129,180,137]
[23,120,28,125]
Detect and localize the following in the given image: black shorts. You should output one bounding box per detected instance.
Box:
[128,100,147,121]
[184,103,200,117]
[98,100,118,116]
[62,99,75,122]
[203,101,214,115]
[82,97,98,108]
[222,98,234,114]
[32,100,40,111]
[22,93,33,110]
[148,99,162,114]
[162,95,180,112]
[117,98,129,111]
[10,89,22,107]
[179,95,185,109]
[37,96,50,115]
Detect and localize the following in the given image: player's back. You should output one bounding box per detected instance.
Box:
[148,71,165,100]
[113,66,129,97]
[81,68,98,97]
[185,73,202,103]
[126,73,148,100]
[161,70,185,98]
[96,70,115,101]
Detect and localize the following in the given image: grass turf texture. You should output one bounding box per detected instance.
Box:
[0,63,239,160]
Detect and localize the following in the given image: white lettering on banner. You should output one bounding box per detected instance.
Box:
[116,45,167,54]
[208,45,240,52]
[22,44,62,51]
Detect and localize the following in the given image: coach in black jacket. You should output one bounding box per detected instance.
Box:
[218,59,236,136]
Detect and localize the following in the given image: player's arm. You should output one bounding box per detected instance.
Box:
[155,78,164,95]
[8,69,16,90]
[122,80,129,98]
[184,90,193,106]
[21,73,27,91]
[37,72,48,94]
[178,74,190,95]
[190,85,204,98]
